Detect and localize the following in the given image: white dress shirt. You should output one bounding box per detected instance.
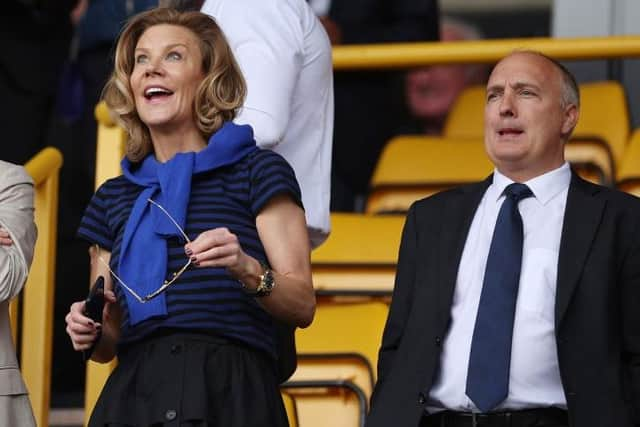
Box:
[201,0,334,248]
[428,163,572,412]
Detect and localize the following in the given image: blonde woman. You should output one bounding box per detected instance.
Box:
[65,8,314,426]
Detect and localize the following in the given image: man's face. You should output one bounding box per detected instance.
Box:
[405,25,474,131]
[406,65,469,125]
[484,53,578,181]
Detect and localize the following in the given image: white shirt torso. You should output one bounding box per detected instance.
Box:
[428,163,572,412]
[201,0,334,248]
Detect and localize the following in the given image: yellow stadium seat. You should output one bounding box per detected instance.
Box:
[442,82,630,185]
[306,215,400,420]
[93,101,127,187]
[296,300,388,380]
[281,379,367,427]
[8,147,63,427]
[292,353,374,400]
[618,129,640,197]
[442,84,485,139]
[311,213,404,295]
[563,81,630,185]
[574,81,629,165]
[563,139,614,185]
[366,136,493,214]
[281,390,299,427]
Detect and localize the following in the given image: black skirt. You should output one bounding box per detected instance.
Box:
[89,331,289,427]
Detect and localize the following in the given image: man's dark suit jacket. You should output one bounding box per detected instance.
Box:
[367,173,640,427]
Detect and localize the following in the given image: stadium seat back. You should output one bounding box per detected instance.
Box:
[281,380,367,427]
[367,136,492,214]
[296,300,388,378]
[311,213,404,294]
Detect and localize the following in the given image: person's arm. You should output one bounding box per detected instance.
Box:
[622,217,640,422]
[65,246,121,363]
[0,164,36,302]
[375,204,419,384]
[201,0,301,148]
[185,194,315,327]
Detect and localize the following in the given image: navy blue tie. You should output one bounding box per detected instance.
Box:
[466,183,533,412]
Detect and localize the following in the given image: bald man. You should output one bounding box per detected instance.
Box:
[368,51,640,427]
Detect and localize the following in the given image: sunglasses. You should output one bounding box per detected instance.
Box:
[96,198,192,303]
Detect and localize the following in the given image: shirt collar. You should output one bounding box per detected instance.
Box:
[490,162,571,205]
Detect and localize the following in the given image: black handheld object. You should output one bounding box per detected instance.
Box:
[84,276,105,323]
[82,276,105,360]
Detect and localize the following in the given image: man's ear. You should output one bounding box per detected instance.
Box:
[561,104,579,137]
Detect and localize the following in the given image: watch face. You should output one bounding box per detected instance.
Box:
[255,264,274,296]
[262,269,275,291]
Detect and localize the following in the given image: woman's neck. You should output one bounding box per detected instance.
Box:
[150,124,207,163]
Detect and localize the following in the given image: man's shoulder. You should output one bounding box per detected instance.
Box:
[410,180,490,213]
[572,176,640,210]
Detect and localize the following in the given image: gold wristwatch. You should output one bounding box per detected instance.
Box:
[244,261,275,297]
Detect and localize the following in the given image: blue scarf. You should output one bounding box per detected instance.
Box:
[119,122,257,325]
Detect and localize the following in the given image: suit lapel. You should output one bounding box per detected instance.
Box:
[555,173,606,328]
[436,177,491,326]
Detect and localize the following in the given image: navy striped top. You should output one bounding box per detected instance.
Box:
[77,149,302,359]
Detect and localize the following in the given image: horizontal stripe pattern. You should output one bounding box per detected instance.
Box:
[77,149,302,358]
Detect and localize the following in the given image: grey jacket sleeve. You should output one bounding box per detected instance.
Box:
[0,161,37,302]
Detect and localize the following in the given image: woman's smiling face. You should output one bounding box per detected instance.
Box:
[130,24,205,133]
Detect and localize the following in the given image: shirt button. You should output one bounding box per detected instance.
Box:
[170,344,182,354]
[165,409,177,421]
[418,392,426,404]
[435,337,442,347]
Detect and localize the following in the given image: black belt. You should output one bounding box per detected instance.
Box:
[421,408,568,427]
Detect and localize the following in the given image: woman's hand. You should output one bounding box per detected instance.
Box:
[0,227,13,246]
[66,245,121,362]
[185,227,261,282]
[65,290,117,352]
[65,300,99,351]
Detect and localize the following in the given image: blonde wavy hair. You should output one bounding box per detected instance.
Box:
[102,7,246,162]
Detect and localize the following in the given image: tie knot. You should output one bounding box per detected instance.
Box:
[504,183,533,202]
